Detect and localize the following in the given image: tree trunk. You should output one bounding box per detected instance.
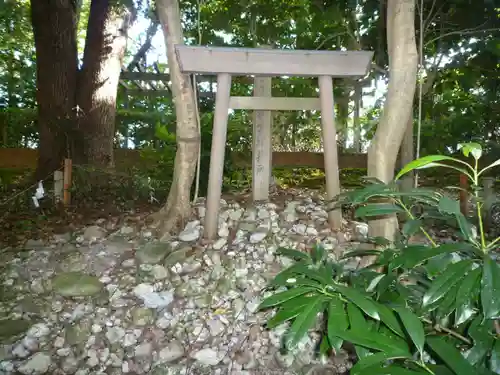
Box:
[77,0,134,167]
[352,81,362,153]
[367,0,418,242]
[30,0,78,181]
[400,114,414,191]
[154,0,200,234]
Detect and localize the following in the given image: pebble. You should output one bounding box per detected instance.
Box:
[0,190,359,375]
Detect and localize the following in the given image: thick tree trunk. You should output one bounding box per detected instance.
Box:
[154,0,200,234]
[77,0,134,167]
[367,0,418,242]
[30,0,78,180]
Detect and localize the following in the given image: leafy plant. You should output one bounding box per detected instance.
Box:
[258,142,500,375]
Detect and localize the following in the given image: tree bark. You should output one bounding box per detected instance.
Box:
[154,0,200,234]
[400,115,414,191]
[367,0,418,242]
[352,81,362,152]
[77,0,134,167]
[30,0,78,181]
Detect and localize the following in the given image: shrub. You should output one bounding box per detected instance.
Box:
[258,142,500,375]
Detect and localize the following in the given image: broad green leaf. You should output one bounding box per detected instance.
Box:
[268,261,311,287]
[355,203,405,218]
[422,260,473,307]
[481,256,500,319]
[479,159,500,176]
[347,302,371,358]
[396,155,464,180]
[402,219,423,238]
[426,365,455,375]
[327,296,349,351]
[489,339,500,374]
[350,352,409,375]
[333,284,380,320]
[275,247,311,262]
[426,335,478,375]
[393,307,425,356]
[435,282,460,319]
[367,274,385,293]
[465,316,494,366]
[258,287,317,309]
[285,295,325,350]
[455,213,476,242]
[390,243,472,271]
[266,294,319,328]
[341,249,382,259]
[455,267,481,326]
[332,329,410,355]
[425,253,454,278]
[458,142,482,160]
[374,302,405,338]
[438,196,461,215]
[355,365,427,375]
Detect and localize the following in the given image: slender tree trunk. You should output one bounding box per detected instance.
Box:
[367,0,418,242]
[154,0,200,234]
[77,0,134,167]
[30,0,78,181]
[352,81,362,152]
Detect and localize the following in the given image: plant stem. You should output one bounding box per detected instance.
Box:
[397,199,438,247]
[422,318,472,345]
[473,158,487,251]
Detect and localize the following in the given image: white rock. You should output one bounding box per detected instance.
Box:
[53,337,65,349]
[133,283,174,309]
[218,222,230,237]
[178,220,201,242]
[207,318,225,336]
[134,342,153,357]
[151,265,168,280]
[123,333,137,347]
[190,348,222,366]
[105,327,125,344]
[18,353,51,375]
[158,341,184,363]
[249,231,267,243]
[83,225,106,241]
[12,344,30,358]
[27,323,50,338]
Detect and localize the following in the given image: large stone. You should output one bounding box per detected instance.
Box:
[136,242,171,264]
[157,341,184,363]
[18,353,51,375]
[190,348,222,366]
[52,272,104,297]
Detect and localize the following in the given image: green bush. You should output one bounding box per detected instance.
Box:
[258,142,500,375]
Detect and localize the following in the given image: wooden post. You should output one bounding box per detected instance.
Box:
[204,73,232,240]
[459,173,468,216]
[318,75,342,229]
[63,158,72,206]
[54,171,64,204]
[252,71,272,202]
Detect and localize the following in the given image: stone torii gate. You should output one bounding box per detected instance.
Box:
[174,45,373,240]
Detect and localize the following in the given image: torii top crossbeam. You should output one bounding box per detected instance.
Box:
[174,45,373,240]
[175,45,373,77]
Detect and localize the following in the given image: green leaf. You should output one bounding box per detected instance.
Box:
[455,213,476,242]
[341,248,383,259]
[422,260,473,307]
[355,365,427,375]
[266,294,319,328]
[438,196,461,215]
[375,303,406,338]
[355,203,405,218]
[268,261,311,287]
[367,274,386,293]
[479,159,500,176]
[275,247,311,262]
[333,284,380,320]
[402,219,423,238]
[455,267,481,326]
[258,287,317,310]
[481,256,500,319]
[426,365,455,375]
[347,302,371,358]
[390,243,472,271]
[465,316,494,366]
[489,339,500,374]
[332,329,410,355]
[350,352,409,375]
[285,295,325,350]
[396,155,464,180]
[458,142,482,160]
[426,335,478,375]
[393,307,425,356]
[327,296,349,352]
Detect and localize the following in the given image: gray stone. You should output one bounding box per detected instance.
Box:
[136,242,170,264]
[157,341,184,363]
[18,352,51,375]
[190,348,222,366]
[52,272,103,297]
